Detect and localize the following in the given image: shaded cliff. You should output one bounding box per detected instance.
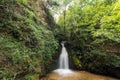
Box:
[0,0,58,79]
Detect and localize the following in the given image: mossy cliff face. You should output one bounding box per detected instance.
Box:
[0,0,58,79]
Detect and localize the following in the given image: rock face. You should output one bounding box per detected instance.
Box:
[0,0,58,79]
[41,71,118,80]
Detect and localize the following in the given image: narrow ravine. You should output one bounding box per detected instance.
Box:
[41,44,118,80]
[0,0,120,80]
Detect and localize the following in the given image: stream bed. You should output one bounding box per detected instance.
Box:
[41,70,118,80]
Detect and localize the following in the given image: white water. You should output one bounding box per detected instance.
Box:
[54,69,74,76]
[59,43,69,69]
[53,42,74,76]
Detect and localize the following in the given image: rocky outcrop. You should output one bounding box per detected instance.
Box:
[0,0,58,79]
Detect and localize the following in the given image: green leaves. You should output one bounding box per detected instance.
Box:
[56,0,120,77]
[94,11,120,43]
[16,0,28,4]
[0,0,58,79]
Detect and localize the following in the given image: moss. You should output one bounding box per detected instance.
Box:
[73,55,82,69]
[0,0,58,79]
[24,74,39,80]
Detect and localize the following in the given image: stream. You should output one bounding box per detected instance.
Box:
[41,42,118,80]
[41,70,117,80]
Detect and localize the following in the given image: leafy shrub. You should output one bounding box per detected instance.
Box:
[56,0,120,78]
[0,0,58,79]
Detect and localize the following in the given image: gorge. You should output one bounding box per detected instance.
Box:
[0,0,120,80]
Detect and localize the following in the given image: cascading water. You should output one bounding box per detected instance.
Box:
[59,42,69,69]
[54,42,74,76]
[42,43,117,80]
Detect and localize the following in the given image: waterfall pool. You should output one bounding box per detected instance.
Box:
[41,70,118,80]
[41,42,118,80]
[53,69,74,76]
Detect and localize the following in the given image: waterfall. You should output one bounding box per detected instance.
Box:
[53,42,74,76]
[59,42,69,69]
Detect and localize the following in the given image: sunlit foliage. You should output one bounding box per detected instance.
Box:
[57,0,120,78]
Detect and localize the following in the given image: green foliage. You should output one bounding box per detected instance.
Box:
[51,0,72,6]
[24,74,39,80]
[16,0,28,4]
[0,0,58,79]
[56,0,120,77]
[73,55,82,68]
[47,0,73,15]
[93,2,120,43]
